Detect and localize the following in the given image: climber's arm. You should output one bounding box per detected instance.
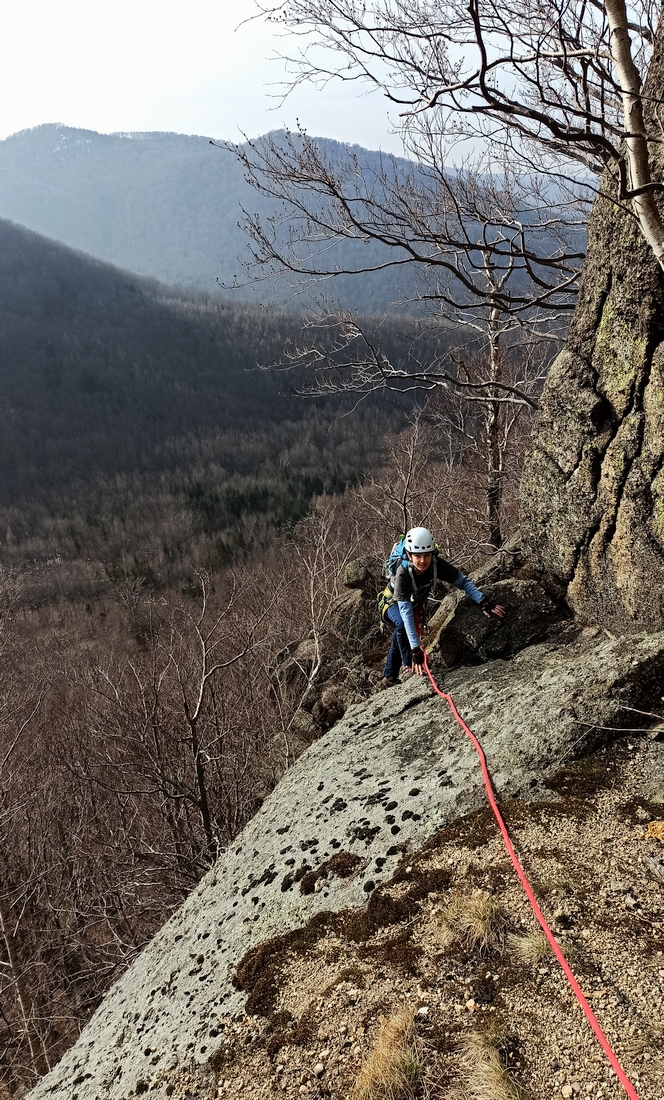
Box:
[452,571,484,604]
[397,600,421,649]
[444,562,505,619]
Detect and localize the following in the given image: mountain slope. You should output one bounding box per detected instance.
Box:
[0,217,429,576]
[0,217,291,498]
[0,214,427,491]
[0,125,420,310]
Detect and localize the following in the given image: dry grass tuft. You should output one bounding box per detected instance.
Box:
[438,893,510,955]
[507,930,552,966]
[531,873,574,899]
[350,1007,421,1100]
[622,1023,664,1057]
[452,1026,529,1100]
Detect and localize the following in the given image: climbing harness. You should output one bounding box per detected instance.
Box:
[423,652,641,1100]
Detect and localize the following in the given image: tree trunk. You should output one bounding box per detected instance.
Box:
[486,405,502,551]
[520,25,664,633]
[486,311,503,550]
[0,893,50,1078]
[189,716,217,862]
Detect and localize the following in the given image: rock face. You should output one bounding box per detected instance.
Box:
[520,32,664,633]
[27,628,664,1100]
[272,559,384,744]
[426,578,565,667]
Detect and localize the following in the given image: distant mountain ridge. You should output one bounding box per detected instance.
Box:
[0,124,419,311]
[0,216,433,576]
[0,215,293,500]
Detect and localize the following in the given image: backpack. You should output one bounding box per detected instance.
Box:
[385,535,408,579]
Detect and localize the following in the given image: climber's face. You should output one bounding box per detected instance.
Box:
[410,552,432,574]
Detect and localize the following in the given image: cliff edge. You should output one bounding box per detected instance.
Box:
[27,626,664,1100]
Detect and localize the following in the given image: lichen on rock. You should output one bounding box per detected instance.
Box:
[521,198,664,631]
[26,627,664,1100]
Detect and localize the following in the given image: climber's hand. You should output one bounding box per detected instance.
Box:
[482,603,506,620]
[411,647,425,675]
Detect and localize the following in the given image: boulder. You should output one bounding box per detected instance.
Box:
[462,531,526,588]
[427,579,565,667]
[269,581,385,747]
[342,557,375,589]
[311,656,379,732]
[323,581,384,657]
[328,587,374,645]
[272,634,345,693]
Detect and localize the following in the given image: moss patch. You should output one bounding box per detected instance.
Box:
[592,297,647,415]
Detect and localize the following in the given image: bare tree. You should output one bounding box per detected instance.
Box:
[230,0,663,555]
[229,10,622,543]
[267,495,371,762]
[231,127,584,310]
[0,599,52,1086]
[253,0,662,266]
[0,835,50,1082]
[354,407,456,532]
[62,573,280,875]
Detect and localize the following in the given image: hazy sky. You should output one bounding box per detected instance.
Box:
[0,0,401,150]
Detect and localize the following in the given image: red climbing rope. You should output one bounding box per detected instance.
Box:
[423,653,640,1100]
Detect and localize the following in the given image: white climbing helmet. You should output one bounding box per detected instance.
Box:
[404,526,435,554]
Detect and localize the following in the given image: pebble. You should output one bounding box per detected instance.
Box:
[417,1006,429,1016]
[314,1063,325,1076]
[561,1086,573,1098]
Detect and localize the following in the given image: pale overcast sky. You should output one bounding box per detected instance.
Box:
[0,0,401,151]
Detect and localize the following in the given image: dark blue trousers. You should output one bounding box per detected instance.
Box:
[383,603,412,681]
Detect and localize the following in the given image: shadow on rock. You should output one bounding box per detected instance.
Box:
[427,578,569,668]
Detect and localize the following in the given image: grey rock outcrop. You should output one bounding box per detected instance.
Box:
[520,33,664,633]
[425,578,566,667]
[341,557,375,590]
[272,559,384,741]
[28,628,664,1100]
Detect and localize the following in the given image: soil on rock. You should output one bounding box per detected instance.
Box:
[153,736,664,1100]
[26,628,664,1100]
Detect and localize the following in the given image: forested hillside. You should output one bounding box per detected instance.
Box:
[0,216,519,1094]
[4,0,663,1093]
[0,219,445,585]
[0,143,539,1098]
[0,126,422,310]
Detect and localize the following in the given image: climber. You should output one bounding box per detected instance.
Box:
[379,526,505,687]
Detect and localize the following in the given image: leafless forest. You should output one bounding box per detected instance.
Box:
[0,390,533,1095]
